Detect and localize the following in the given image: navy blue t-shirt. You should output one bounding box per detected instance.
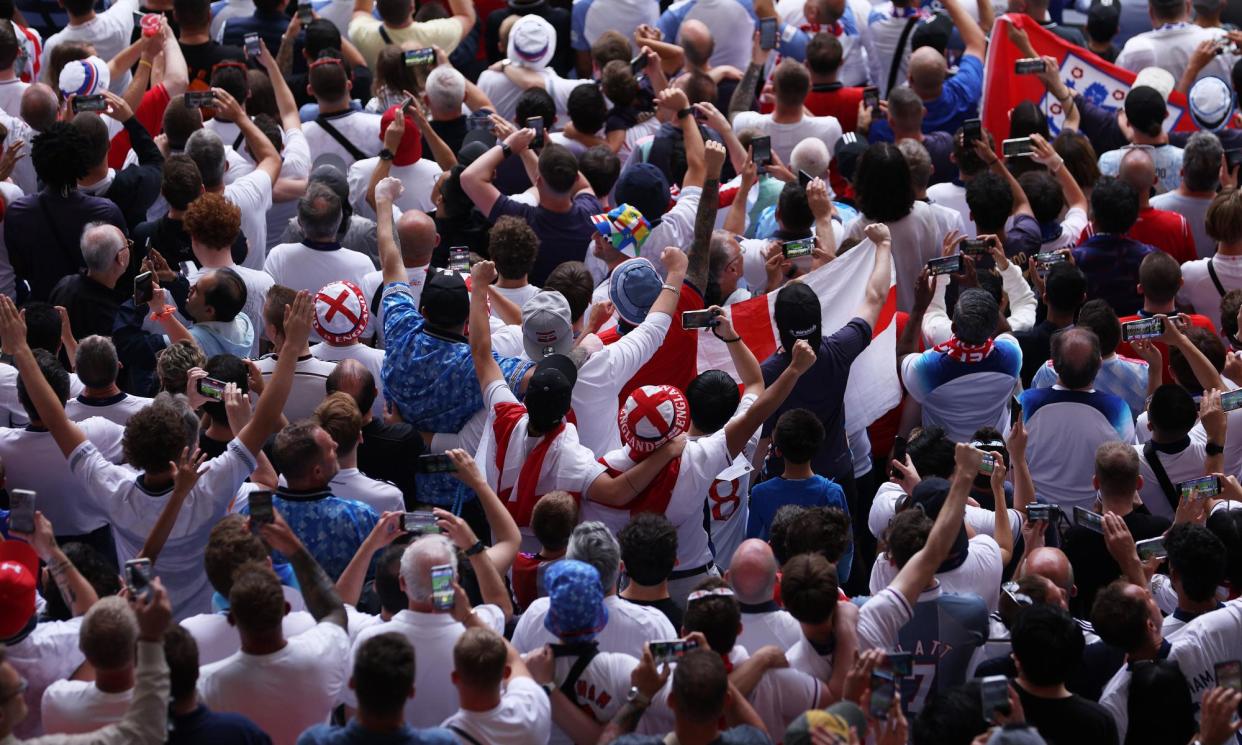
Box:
[169,705,272,745]
[489,193,603,285]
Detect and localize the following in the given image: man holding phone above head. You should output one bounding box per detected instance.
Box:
[0,290,307,618]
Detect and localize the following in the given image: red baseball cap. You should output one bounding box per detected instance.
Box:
[0,540,39,638]
[379,105,423,167]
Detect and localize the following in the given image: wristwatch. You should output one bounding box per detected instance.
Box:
[676,106,694,120]
[1207,442,1225,456]
[378,148,394,161]
[464,540,486,557]
[540,681,555,697]
[500,142,513,158]
[626,685,651,708]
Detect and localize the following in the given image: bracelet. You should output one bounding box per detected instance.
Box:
[712,326,742,343]
[660,283,679,294]
[1050,159,1064,174]
[149,306,175,322]
[138,59,152,69]
[677,106,693,120]
[463,540,486,557]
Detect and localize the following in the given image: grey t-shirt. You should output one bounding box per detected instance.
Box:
[1151,190,1214,260]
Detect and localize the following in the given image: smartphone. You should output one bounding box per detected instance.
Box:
[431,563,455,611]
[402,510,441,534]
[8,488,35,534]
[978,451,997,475]
[630,51,649,75]
[1177,475,1221,500]
[297,3,312,23]
[467,111,492,131]
[1033,251,1068,266]
[1222,389,1242,412]
[1072,505,1104,533]
[959,238,991,256]
[72,94,106,113]
[417,453,458,473]
[886,651,913,677]
[869,671,895,719]
[1026,503,1061,522]
[184,90,215,108]
[403,47,434,66]
[751,135,771,166]
[1010,396,1023,424]
[1216,660,1242,691]
[1227,149,1242,173]
[863,86,880,111]
[243,32,261,58]
[980,675,1012,722]
[682,309,721,330]
[890,435,907,478]
[196,376,227,401]
[1002,580,1033,608]
[782,237,814,260]
[1120,316,1164,342]
[448,247,470,273]
[1002,137,1034,158]
[125,558,153,602]
[249,490,274,525]
[927,255,962,276]
[1014,58,1047,74]
[759,16,778,51]
[527,116,545,149]
[650,638,700,664]
[798,169,813,188]
[963,118,982,143]
[1136,536,1168,561]
[133,271,154,305]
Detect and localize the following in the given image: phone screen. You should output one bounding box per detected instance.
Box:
[980,675,1011,722]
[1033,251,1067,266]
[125,558,153,601]
[1223,389,1242,412]
[431,563,455,611]
[418,453,458,473]
[927,255,961,276]
[959,238,990,256]
[403,48,434,66]
[8,489,35,534]
[72,94,106,113]
[134,271,154,305]
[759,17,777,50]
[297,3,311,23]
[249,490,274,525]
[1072,506,1104,533]
[886,652,912,677]
[782,238,814,260]
[1120,317,1164,341]
[403,511,441,534]
[1014,58,1046,74]
[196,376,227,401]
[1027,503,1057,522]
[1178,475,1221,499]
[527,116,545,149]
[978,451,997,475]
[650,638,699,664]
[681,309,720,330]
[751,136,771,166]
[244,33,260,57]
[1216,660,1242,691]
[184,90,215,108]
[1002,137,1034,158]
[1136,537,1167,561]
[869,671,895,719]
[448,247,470,273]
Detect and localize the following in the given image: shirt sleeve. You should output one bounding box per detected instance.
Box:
[922,274,952,347]
[66,441,138,512]
[381,283,425,343]
[488,194,534,223]
[943,54,983,109]
[1000,259,1037,333]
[857,587,914,650]
[570,0,591,51]
[281,129,312,181]
[605,311,673,382]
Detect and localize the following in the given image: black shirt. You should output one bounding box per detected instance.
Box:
[180,41,245,90]
[48,273,121,341]
[132,215,249,270]
[428,116,467,156]
[1015,683,1120,745]
[1063,509,1170,618]
[624,595,683,631]
[358,418,424,508]
[1014,319,1067,388]
[97,118,164,233]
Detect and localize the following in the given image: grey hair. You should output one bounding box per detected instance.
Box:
[790,137,831,179]
[80,222,125,274]
[185,128,227,188]
[425,66,466,112]
[80,596,138,668]
[75,335,119,388]
[1183,131,1224,193]
[297,182,344,242]
[952,288,999,344]
[566,521,621,593]
[399,533,457,603]
[896,139,933,190]
[153,391,200,451]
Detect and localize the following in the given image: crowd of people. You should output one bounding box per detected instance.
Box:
[5,0,1242,742]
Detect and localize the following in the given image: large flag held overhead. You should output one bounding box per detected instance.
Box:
[981,13,1197,142]
[694,241,900,430]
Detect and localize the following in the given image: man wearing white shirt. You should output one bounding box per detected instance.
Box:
[476,15,590,122]
[920,244,1038,347]
[347,105,440,222]
[1136,385,1212,521]
[315,393,403,514]
[0,23,29,116]
[658,0,756,71]
[514,522,677,656]
[185,87,280,270]
[63,336,153,426]
[265,185,375,296]
[41,597,139,734]
[442,628,551,745]
[726,539,803,653]
[40,0,138,90]
[302,57,382,168]
[198,520,353,745]
[730,60,842,166]
[1115,0,1235,85]
[345,534,509,729]
[255,285,339,423]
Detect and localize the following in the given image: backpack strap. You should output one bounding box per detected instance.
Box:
[550,641,600,704]
[447,725,484,745]
[378,25,393,45]
[887,16,920,94]
[1208,258,1227,297]
[314,115,368,162]
[1142,442,1180,515]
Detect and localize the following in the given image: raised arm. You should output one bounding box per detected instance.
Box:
[335,511,405,605]
[728,29,771,120]
[448,448,521,574]
[722,339,814,457]
[942,0,985,59]
[375,177,406,285]
[975,137,1033,218]
[0,296,88,457]
[409,96,456,170]
[887,443,976,607]
[856,223,894,328]
[445,0,476,39]
[366,113,405,213]
[724,157,757,235]
[687,141,727,289]
[258,40,301,133]
[17,512,99,617]
[661,88,705,189]
[235,291,313,455]
[435,503,514,622]
[213,87,281,185]
[1031,133,1086,214]
[160,20,189,98]
[461,128,536,219]
[1162,315,1226,392]
[259,512,347,629]
[138,448,206,563]
[469,261,505,393]
[990,459,1014,565]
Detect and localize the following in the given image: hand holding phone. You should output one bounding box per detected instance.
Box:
[249,490,275,526]
[125,558,154,602]
[869,671,896,719]
[244,33,261,58]
[527,116,545,149]
[980,675,1012,722]
[134,271,154,305]
[8,489,35,534]
[758,17,778,51]
[431,563,455,611]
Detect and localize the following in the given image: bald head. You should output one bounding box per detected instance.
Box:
[325,358,377,416]
[1118,147,1156,204]
[21,83,59,132]
[1051,326,1101,390]
[1025,547,1075,596]
[907,48,947,100]
[680,20,714,67]
[396,210,438,268]
[726,539,778,604]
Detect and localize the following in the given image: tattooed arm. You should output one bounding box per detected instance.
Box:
[686,141,728,291]
[728,61,765,120]
[258,513,348,630]
[21,513,99,617]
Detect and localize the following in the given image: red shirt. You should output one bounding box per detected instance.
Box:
[805,84,864,132]
[1116,313,1217,384]
[1087,207,1197,265]
[512,551,554,612]
[598,282,704,404]
[107,84,170,170]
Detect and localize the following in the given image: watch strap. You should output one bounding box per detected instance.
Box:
[464,540,486,557]
[378,148,394,161]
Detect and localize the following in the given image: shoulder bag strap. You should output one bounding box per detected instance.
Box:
[314,115,368,162]
[378,25,392,44]
[1208,258,1227,297]
[887,16,920,94]
[447,725,485,745]
[559,647,600,703]
[1142,442,1180,514]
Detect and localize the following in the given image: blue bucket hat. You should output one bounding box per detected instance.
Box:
[544,560,608,640]
[608,257,663,326]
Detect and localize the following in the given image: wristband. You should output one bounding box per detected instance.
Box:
[677,106,693,120]
[464,540,486,557]
[500,142,513,159]
[1207,442,1225,456]
[149,306,175,322]
[138,59,153,69]
[660,283,679,294]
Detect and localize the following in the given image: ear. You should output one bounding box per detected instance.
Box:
[284,601,291,617]
[503,664,512,680]
[1093,474,1101,491]
[348,676,356,691]
[306,84,314,98]
[399,575,408,594]
[451,670,460,686]
[1135,474,1143,491]
[227,610,237,627]
[1137,282,1144,297]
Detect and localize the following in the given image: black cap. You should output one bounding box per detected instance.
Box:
[1124,86,1168,135]
[911,15,950,55]
[834,133,868,185]
[419,268,469,328]
[1086,1,1120,41]
[774,282,822,354]
[525,353,576,429]
[903,477,970,571]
